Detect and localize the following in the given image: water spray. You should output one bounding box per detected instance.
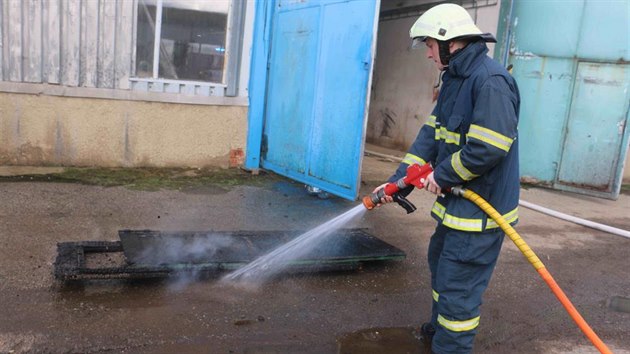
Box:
[361,163,611,354]
[223,205,366,284]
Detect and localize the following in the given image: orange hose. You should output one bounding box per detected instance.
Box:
[460,189,612,354]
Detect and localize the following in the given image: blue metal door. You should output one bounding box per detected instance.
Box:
[253,0,379,200]
[500,0,630,199]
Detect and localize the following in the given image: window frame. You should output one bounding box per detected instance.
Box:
[130,0,245,97]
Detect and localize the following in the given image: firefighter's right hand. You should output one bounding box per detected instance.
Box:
[425,172,443,196]
[372,183,394,206]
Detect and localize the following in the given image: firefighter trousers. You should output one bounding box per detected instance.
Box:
[427,224,505,354]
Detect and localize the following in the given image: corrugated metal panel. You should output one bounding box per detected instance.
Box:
[0,0,134,90]
[6,0,22,81]
[0,0,247,98]
[61,0,81,87]
[80,0,99,87]
[23,0,42,83]
[115,0,134,90]
[0,1,4,80]
[44,0,61,84]
[98,0,117,88]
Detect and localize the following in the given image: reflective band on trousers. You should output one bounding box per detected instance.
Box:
[467,124,514,152]
[402,153,426,166]
[431,201,519,232]
[432,289,439,302]
[443,213,483,232]
[426,115,437,128]
[438,314,480,332]
[431,202,446,219]
[486,207,518,229]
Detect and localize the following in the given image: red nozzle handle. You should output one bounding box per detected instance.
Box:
[402,163,434,189]
[362,163,434,210]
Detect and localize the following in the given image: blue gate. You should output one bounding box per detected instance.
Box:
[500,0,630,199]
[245,0,379,200]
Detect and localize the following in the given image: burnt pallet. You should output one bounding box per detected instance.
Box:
[54,241,173,280]
[54,229,406,281]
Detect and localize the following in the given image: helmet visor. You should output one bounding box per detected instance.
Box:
[411,37,426,49]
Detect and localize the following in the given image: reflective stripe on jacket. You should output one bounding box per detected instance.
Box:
[389,40,521,232]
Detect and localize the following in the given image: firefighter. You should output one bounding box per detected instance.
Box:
[375,3,521,353]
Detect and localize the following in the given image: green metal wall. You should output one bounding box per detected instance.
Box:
[496,0,630,199]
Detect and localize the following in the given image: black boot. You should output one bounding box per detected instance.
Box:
[414,322,435,353]
[420,322,435,353]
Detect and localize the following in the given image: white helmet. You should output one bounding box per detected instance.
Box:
[409,3,496,44]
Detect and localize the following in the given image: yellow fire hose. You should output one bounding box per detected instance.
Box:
[452,187,612,354]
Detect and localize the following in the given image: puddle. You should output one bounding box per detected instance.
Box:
[271,181,306,197]
[608,296,630,313]
[337,327,428,354]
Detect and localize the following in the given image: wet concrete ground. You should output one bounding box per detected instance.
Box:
[1,155,629,353]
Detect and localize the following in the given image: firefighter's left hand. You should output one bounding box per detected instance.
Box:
[425,172,442,196]
[372,183,394,206]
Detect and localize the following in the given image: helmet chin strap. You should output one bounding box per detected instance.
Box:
[437,40,451,67]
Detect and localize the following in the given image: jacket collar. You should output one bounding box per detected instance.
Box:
[447,40,488,78]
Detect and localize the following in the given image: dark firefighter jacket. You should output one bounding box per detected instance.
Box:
[389,40,521,232]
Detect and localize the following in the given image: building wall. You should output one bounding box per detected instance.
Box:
[366,15,436,151]
[0,0,251,96]
[367,1,501,151]
[0,92,247,168]
[504,0,630,190]
[0,0,253,168]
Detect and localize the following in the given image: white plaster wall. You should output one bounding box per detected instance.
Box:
[366,15,437,151]
[0,93,247,168]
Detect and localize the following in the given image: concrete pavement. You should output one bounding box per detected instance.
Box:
[0,156,629,353]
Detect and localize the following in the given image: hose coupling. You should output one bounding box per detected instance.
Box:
[450,186,465,197]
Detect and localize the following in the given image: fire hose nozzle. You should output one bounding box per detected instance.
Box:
[362,195,376,210]
[361,163,433,213]
[362,189,417,214]
[362,189,386,210]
